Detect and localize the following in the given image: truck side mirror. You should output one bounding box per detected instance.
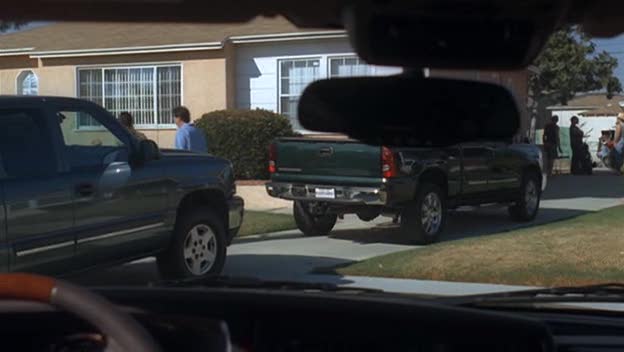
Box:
[133,139,160,165]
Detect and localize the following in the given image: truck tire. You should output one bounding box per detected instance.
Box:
[356,208,380,222]
[400,183,447,245]
[508,171,541,222]
[293,201,337,236]
[157,207,227,280]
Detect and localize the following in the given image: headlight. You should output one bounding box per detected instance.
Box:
[537,150,544,170]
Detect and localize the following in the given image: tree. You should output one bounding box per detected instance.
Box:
[530,27,622,107]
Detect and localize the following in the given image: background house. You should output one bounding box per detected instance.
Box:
[0,17,534,147]
[547,93,624,161]
[0,18,400,147]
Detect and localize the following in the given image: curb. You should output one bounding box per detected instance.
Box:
[233,229,304,244]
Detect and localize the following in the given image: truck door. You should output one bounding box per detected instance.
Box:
[52,104,169,267]
[461,144,494,196]
[0,107,75,274]
[487,142,521,192]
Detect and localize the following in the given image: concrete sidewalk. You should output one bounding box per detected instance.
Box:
[237,185,291,214]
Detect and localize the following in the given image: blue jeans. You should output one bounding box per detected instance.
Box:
[617,139,624,154]
[614,140,624,169]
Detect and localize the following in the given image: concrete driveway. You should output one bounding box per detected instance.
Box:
[71,170,624,293]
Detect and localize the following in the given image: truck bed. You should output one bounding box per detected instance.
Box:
[271,137,382,186]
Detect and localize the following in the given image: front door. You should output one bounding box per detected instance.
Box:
[461,144,494,196]
[52,104,169,268]
[0,108,75,274]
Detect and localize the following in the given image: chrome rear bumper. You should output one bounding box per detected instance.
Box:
[266,182,386,205]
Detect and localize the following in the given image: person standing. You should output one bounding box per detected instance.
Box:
[118,112,147,141]
[543,115,562,176]
[173,106,208,153]
[569,115,585,175]
[613,113,624,171]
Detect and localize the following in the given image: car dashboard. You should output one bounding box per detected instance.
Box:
[1,287,624,352]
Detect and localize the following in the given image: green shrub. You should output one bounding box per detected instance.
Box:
[195,109,297,180]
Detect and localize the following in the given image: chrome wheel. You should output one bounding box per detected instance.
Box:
[183,224,217,275]
[525,179,539,214]
[421,192,442,235]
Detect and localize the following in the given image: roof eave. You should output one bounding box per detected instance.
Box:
[546,106,596,110]
[28,42,223,58]
[230,30,347,44]
[0,48,34,56]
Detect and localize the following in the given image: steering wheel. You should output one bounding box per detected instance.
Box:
[0,273,161,352]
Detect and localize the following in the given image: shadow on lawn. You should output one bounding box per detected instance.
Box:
[329,206,590,246]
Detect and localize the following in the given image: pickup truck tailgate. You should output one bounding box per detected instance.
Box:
[274,137,381,180]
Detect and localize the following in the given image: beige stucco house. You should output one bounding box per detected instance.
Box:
[0,18,400,147]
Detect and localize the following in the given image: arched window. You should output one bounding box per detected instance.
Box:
[17,71,38,96]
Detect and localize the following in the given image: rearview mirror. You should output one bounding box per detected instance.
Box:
[298,76,520,147]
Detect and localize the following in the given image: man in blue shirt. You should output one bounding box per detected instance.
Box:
[173,106,208,153]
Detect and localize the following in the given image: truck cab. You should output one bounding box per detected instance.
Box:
[0,96,243,278]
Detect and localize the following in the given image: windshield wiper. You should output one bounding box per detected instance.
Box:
[443,283,624,307]
[152,275,384,294]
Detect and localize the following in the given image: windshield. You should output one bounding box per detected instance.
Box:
[0,18,623,297]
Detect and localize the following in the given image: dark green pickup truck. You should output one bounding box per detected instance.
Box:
[0,96,243,279]
[266,137,544,244]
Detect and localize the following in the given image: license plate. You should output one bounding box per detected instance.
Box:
[315,188,335,199]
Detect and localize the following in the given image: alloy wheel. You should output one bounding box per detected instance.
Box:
[183,224,217,275]
[421,192,442,235]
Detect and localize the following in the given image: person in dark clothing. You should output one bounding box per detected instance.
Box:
[118,112,147,141]
[569,116,585,174]
[543,115,562,176]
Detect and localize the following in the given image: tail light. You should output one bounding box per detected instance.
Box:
[268,142,277,174]
[381,146,398,178]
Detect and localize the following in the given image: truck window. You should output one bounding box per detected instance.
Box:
[57,110,128,169]
[0,109,58,177]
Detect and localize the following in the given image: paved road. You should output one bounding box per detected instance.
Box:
[71,170,624,292]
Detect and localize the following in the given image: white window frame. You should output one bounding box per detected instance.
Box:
[16,70,39,96]
[276,53,380,131]
[276,57,322,122]
[327,55,376,78]
[76,63,183,130]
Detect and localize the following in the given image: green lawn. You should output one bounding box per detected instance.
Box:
[335,205,624,287]
[238,211,296,237]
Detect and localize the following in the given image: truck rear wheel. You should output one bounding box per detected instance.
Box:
[293,201,337,236]
[400,183,447,245]
[157,207,227,280]
[356,207,380,222]
[508,171,541,222]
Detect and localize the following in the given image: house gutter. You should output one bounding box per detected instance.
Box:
[0,48,34,56]
[229,31,347,43]
[546,105,598,110]
[28,42,223,58]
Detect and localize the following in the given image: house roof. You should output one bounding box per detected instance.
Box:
[548,93,624,111]
[0,17,344,57]
[579,106,623,116]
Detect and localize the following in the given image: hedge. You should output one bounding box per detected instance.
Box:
[195,109,297,180]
